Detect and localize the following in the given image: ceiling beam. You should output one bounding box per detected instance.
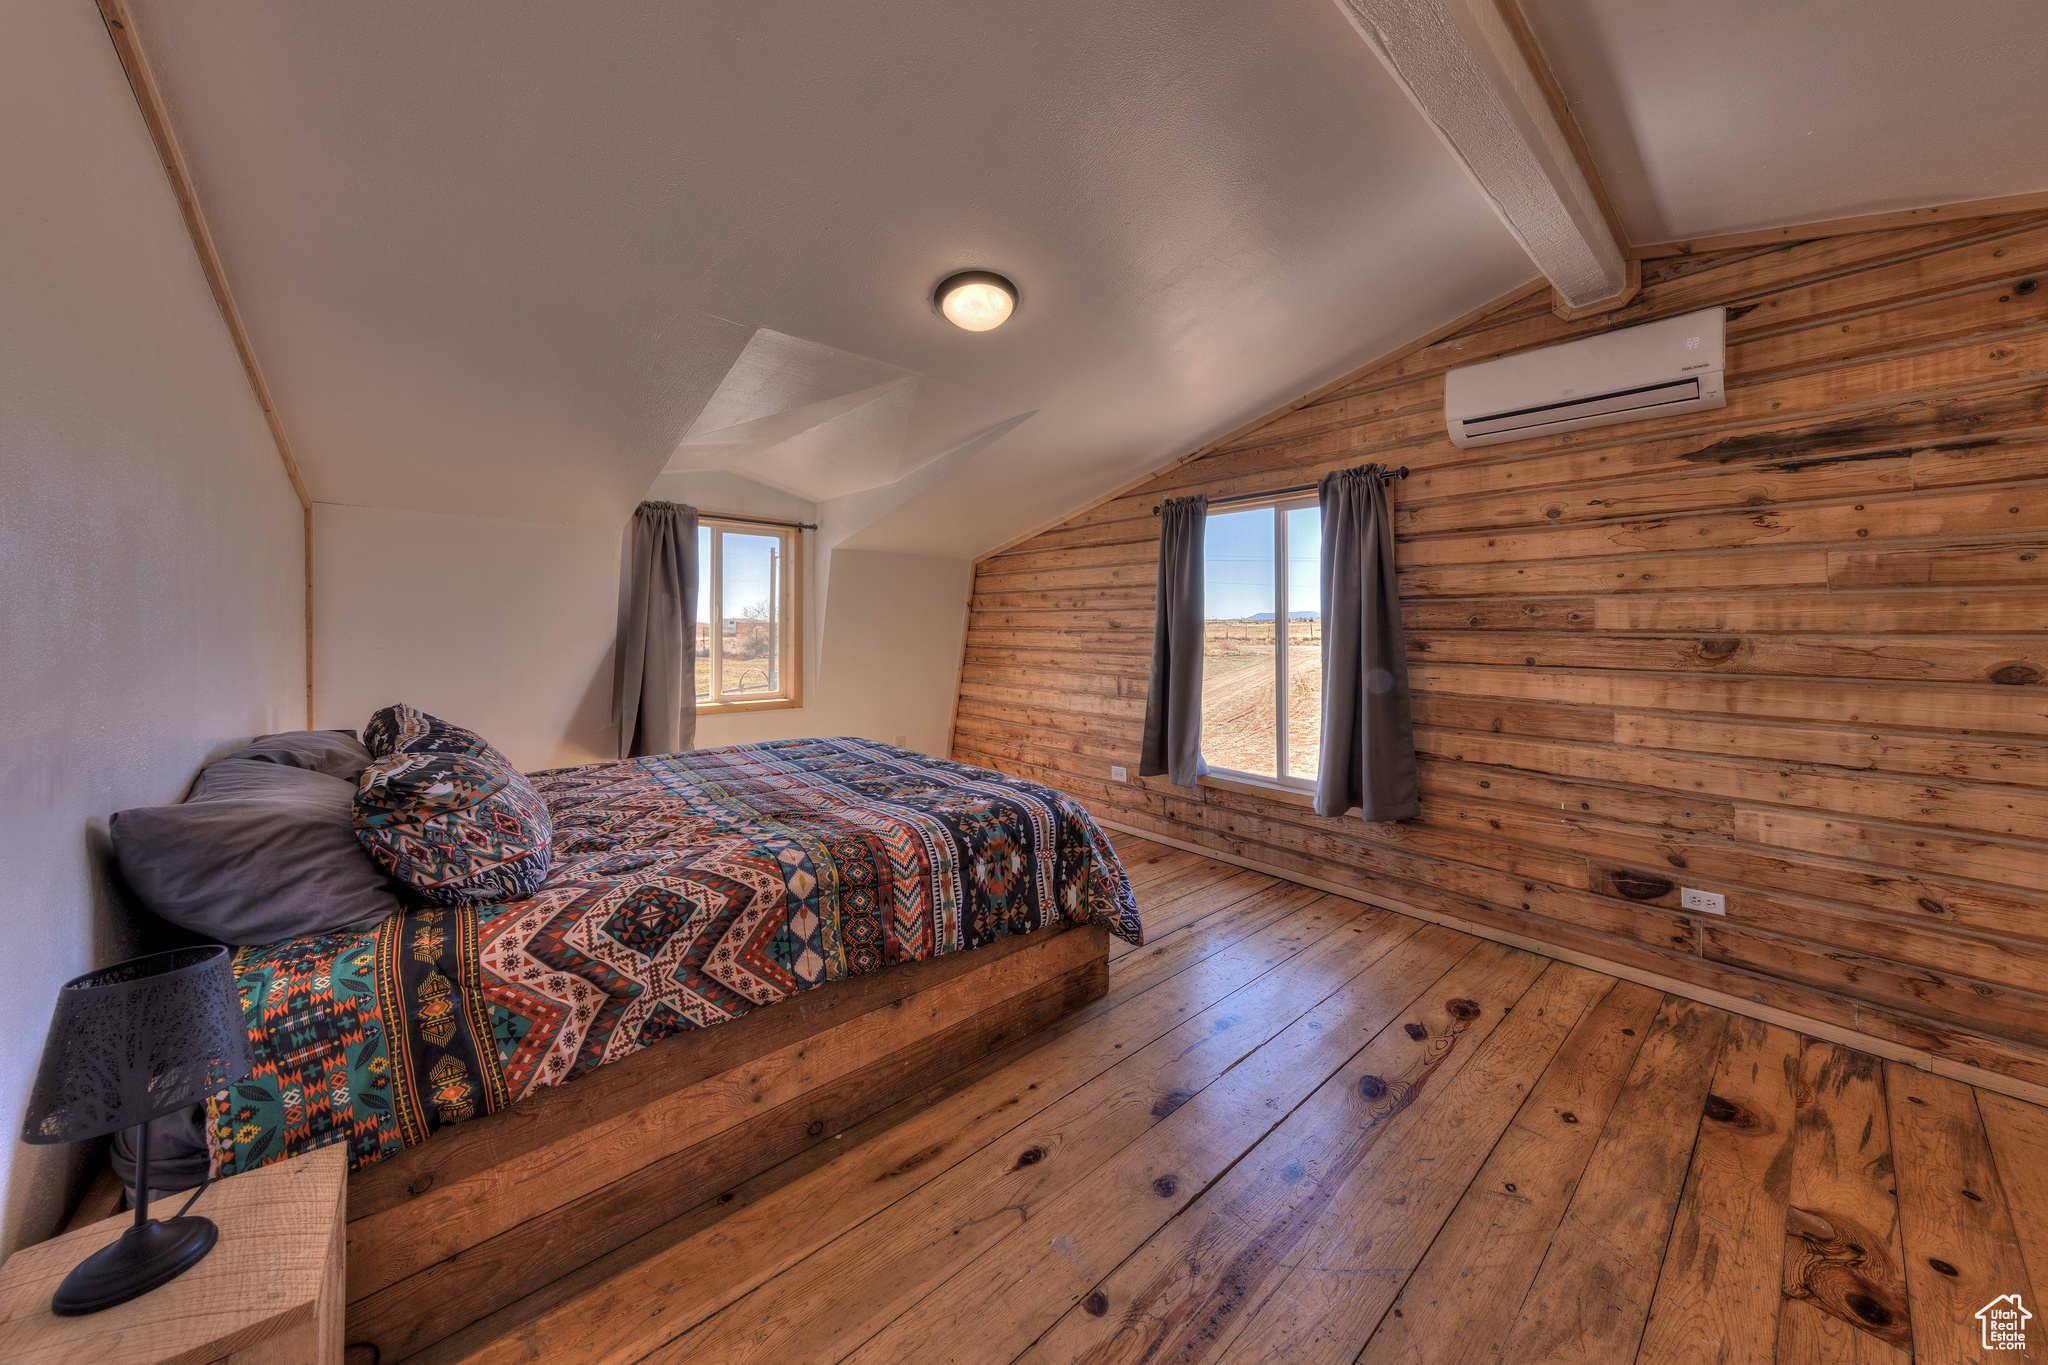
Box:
[1336,0,1637,316]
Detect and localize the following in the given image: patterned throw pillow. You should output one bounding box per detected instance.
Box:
[353,708,552,907]
[363,702,493,760]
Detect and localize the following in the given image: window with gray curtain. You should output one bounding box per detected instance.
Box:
[1197,494,1323,786]
[1314,464,1418,819]
[613,500,699,758]
[697,516,802,709]
[1139,494,1209,786]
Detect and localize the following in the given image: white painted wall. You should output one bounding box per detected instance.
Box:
[647,470,971,756]
[311,473,970,771]
[0,3,306,1255]
[311,504,624,772]
[792,548,973,758]
[688,547,971,755]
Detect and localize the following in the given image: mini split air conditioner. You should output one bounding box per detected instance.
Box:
[1443,306,1726,449]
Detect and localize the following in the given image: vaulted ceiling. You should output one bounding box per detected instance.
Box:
[123,0,2048,558]
[1521,0,2048,247]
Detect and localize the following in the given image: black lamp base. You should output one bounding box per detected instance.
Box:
[52,1216,218,1316]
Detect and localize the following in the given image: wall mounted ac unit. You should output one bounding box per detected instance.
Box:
[1443,306,1726,449]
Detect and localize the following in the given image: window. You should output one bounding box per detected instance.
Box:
[1201,498,1322,787]
[696,516,802,713]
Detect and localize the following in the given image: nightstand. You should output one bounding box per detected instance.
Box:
[0,1143,347,1365]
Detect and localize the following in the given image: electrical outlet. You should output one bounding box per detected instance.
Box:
[1110,766,1128,783]
[894,734,907,747]
[1680,888,1726,915]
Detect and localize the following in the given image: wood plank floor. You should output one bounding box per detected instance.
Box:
[410,835,2048,1365]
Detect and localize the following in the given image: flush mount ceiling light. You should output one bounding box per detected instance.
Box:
[934,271,1018,332]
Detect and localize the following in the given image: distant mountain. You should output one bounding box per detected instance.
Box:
[1235,611,1321,621]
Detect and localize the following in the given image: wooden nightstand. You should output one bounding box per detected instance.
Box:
[0,1143,346,1365]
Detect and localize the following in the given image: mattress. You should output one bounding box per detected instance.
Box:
[209,737,1140,1177]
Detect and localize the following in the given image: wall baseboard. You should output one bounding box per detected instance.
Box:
[1100,817,2048,1111]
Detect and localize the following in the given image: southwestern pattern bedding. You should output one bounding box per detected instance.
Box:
[207,737,1139,1176]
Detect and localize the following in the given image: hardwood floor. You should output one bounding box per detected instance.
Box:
[409,834,2048,1365]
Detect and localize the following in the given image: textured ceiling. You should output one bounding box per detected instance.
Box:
[666,329,1033,504]
[121,0,1531,554]
[120,1,2048,555]
[1521,0,2048,245]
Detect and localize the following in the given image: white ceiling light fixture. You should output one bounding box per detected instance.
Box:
[934,270,1018,332]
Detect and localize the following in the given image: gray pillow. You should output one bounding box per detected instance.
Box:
[111,759,403,946]
[222,729,372,782]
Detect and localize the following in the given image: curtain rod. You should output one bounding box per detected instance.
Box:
[703,510,819,532]
[1152,466,1408,515]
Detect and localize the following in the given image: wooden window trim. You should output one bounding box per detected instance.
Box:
[697,513,804,713]
[697,695,804,717]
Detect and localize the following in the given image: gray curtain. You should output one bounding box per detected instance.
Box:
[1139,494,1209,787]
[1315,465,1418,820]
[613,500,700,758]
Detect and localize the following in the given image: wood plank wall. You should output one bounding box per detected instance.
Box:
[950,210,2048,1091]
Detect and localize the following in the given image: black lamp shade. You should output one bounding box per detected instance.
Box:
[22,946,251,1146]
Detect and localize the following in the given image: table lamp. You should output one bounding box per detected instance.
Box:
[20,945,251,1315]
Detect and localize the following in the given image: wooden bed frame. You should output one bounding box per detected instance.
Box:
[339,919,1110,1362]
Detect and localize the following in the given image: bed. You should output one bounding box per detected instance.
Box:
[200,734,1139,1361]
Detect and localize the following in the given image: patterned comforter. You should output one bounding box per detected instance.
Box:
[209,738,1140,1176]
